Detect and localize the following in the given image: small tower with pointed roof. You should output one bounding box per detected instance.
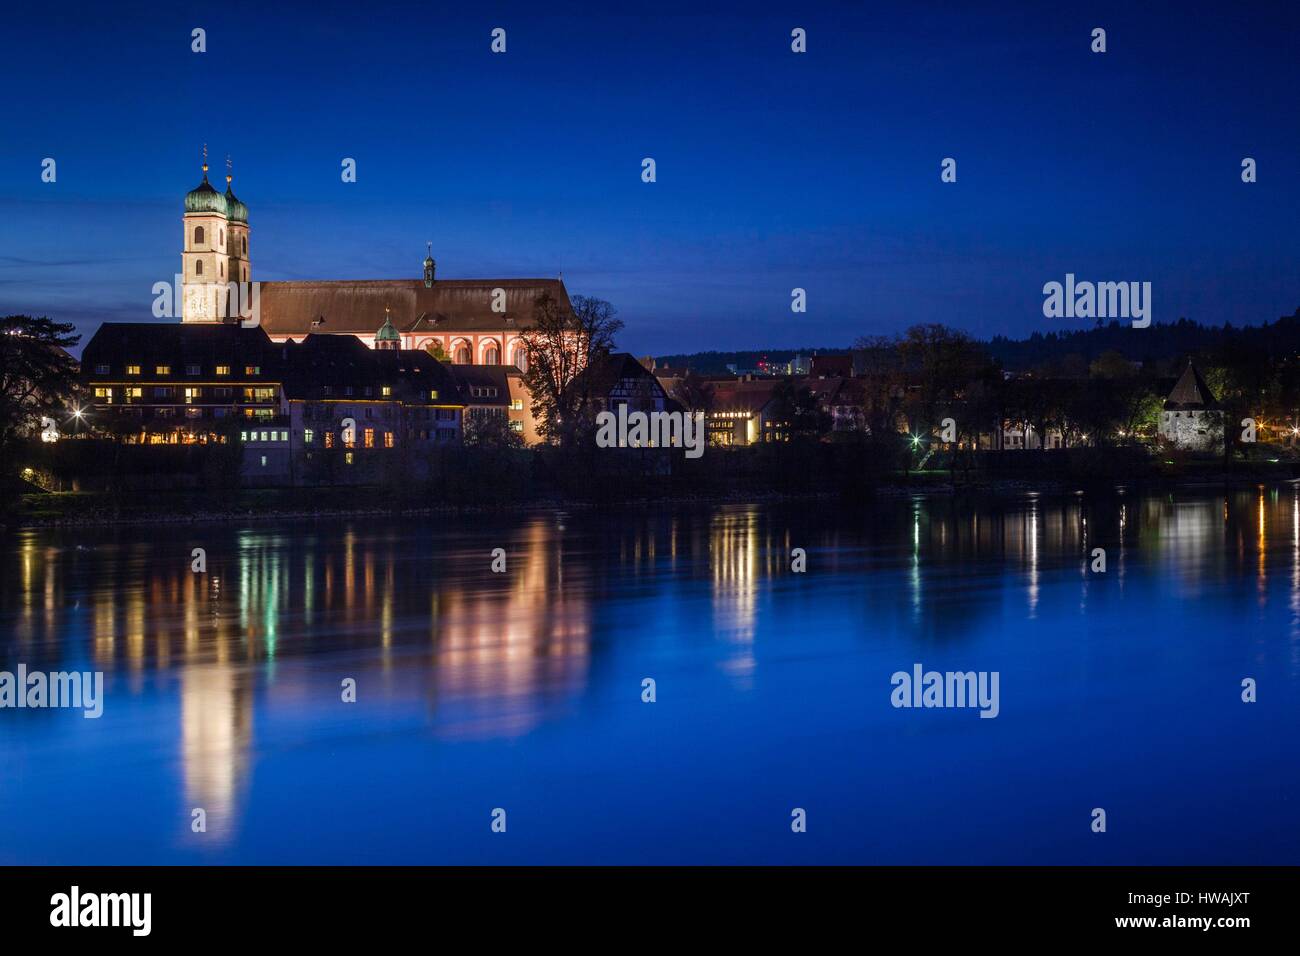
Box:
[1158,359,1224,452]
[423,242,436,288]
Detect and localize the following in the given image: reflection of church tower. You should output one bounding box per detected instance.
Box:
[181,662,252,839]
[182,148,250,323]
[376,306,400,350]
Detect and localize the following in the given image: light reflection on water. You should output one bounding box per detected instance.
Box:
[2,490,1299,864]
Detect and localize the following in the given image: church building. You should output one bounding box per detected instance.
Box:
[180,161,572,371]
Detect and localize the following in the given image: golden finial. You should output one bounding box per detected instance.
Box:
[225,154,233,185]
[201,143,208,175]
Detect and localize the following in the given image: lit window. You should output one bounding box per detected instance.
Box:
[511,399,523,411]
[429,389,439,400]
[245,365,260,375]
[260,431,269,442]
[127,365,141,376]
[184,387,200,403]
[383,431,394,448]
[364,428,375,449]
[216,365,230,376]
[344,452,353,465]
[280,431,288,442]
[304,429,314,444]
[240,431,247,442]
[156,365,170,375]
[260,456,267,467]
[381,386,392,397]
[509,420,523,432]
[126,387,142,402]
[325,432,334,449]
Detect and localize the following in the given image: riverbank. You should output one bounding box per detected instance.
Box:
[7,469,1297,529]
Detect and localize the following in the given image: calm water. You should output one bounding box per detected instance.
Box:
[1,491,1298,865]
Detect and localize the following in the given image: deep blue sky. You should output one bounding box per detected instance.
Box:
[1,1,1297,356]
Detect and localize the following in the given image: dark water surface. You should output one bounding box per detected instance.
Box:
[1,490,1297,864]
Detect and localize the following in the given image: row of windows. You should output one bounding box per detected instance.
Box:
[316,385,417,398]
[97,364,260,377]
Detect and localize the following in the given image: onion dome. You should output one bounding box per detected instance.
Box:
[185,164,229,216]
[224,181,248,224]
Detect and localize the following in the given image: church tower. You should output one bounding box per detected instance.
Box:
[182,149,249,323]
[223,157,251,317]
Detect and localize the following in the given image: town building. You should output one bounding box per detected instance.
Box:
[80,323,465,484]
[1158,360,1224,452]
[448,364,538,443]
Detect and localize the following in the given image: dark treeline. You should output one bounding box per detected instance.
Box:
[656,347,852,373]
[658,310,1300,376]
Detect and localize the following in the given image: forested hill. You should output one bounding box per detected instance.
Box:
[987,311,1300,371]
[655,309,1300,374]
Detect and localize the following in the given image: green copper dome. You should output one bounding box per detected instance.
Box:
[185,170,229,216]
[376,313,400,341]
[224,183,248,223]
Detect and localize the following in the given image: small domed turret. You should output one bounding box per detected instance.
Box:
[224,180,248,224]
[376,307,400,350]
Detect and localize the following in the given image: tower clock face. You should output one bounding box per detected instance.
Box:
[185,284,219,321]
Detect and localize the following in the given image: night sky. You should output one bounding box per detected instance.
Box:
[1,1,1297,356]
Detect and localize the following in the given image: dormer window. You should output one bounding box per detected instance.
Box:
[155,365,170,375]
[381,386,392,397]
[126,364,141,376]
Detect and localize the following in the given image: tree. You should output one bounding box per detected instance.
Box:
[463,411,524,448]
[425,340,449,363]
[519,293,623,446]
[675,370,716,414]
[0,315,81,471]
[770,380,829,438]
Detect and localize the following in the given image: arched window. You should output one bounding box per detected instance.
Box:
[484,345,500,365]
[242,236,247,255]
[195,260,203,276]
[511,346,528,371]
[220,229,225,246]
[219,262,224,277]
[454,345,470,364]
[194,226,204,244]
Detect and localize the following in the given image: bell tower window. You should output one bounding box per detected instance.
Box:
[194,226,204,244]
[195,260,203,276]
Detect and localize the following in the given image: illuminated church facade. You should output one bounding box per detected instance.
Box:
[180,162,572,370]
